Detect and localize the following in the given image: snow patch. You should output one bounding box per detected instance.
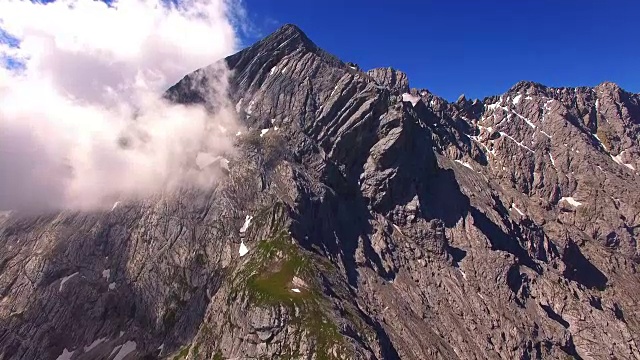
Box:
[512,111,536,129]
[235,131,242,136]
[219,158,230,171]
[593,133,607,150]
[392,224,406,237]
[158,344,165,355]
[56,348,74,360]
[240,215,253,233]
[560,197,583,207]
[111,202,120,211]
[291,288,301,293]
[525,96,533,100]
[486,102,503,111]
[458,269,467,280]
[246,100,256,115]
[109,282,116,290]
[475,139,496,157]
[477,124,493,133]
[85,337,108,352]
[112,341,136,360]
[499,132,534,153]
[454,159,474,170]
[235,98,243,113]
[611,151,635,170]
[611,153,624,165]
[277,38,293,49]
[540,130,552,138]
[102,269,110,281]
[238,214,251,256]
[401,93,420,106]
[549,153,556,167]
[59,272,79,292]
[328,85,340,98]
[512,94,522,104]
[260,128,269,137]
[511,203,525,216]
[239,241,249,257]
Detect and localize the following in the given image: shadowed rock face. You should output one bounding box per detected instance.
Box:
[2,24,640,360]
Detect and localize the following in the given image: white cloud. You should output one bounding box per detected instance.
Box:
[0,0,246,212]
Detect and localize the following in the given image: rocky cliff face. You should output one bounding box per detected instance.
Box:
[1,24,640,360]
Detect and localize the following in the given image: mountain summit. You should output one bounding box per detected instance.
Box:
[2,24,640,360]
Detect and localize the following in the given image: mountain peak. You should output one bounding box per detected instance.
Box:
[596,81,622,93]
[274,23,305,36]
[260,23,315,50]
[508,80,547,94]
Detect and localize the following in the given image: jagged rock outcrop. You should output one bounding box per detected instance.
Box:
[1,24,640,360]
[366,67,409,94]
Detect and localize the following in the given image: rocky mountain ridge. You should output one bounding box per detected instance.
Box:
[1,24,639,360]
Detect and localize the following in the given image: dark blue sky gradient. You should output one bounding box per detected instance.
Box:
[3,1,637,100]
[243,0,639,100]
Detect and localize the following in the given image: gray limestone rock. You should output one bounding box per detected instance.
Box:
[366,67,410,94]
[1,23,640,360]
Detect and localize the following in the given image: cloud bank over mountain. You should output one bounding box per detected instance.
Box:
[0,0,244,212]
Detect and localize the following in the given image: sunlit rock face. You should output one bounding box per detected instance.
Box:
[2,24,640,360]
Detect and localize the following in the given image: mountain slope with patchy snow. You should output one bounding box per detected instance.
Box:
[1,24,640,360]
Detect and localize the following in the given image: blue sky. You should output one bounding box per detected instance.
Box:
[243,0,639,101]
